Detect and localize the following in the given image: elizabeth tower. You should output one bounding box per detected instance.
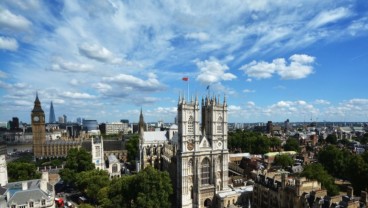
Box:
[31,93,46,158]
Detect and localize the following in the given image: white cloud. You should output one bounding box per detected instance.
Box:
[0,8,31,31]
[14,100,32,106]
[185,32,210,42]
[78,43,123,64]
[243,89,255,93]
[246,78,252,82]
[247,101,255,107]
[314,99,331,105]
[0,70,7,78]
[240,54,315,80]
[102,73,164,92]
[69,79,81,86]
[308,7,351,29]
[0,36,18,51]
[195,58,236,84]
[48,57,94,72]
[61,91,96,99]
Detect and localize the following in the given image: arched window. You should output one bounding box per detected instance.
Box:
[188,116,194,134]
[112,164,118,173]
[217,116,223,133]
[201,158,210,185]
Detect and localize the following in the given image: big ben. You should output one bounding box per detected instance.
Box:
[31,92,46,158]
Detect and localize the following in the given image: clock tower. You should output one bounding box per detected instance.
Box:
[31,92,46,159]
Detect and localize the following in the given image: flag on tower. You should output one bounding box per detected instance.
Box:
[182,77,189,81]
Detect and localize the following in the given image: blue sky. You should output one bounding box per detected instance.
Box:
[1,0,368,124]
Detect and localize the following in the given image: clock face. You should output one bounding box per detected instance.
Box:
[33,116,40,122]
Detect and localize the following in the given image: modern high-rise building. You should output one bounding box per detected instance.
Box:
[49,101,56,123]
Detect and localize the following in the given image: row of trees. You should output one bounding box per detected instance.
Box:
[59,148,173,208]
[317,145,368,193]
[228,130,300,154]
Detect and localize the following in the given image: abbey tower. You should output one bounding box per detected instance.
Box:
[177,95,229,208]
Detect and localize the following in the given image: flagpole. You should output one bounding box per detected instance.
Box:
[187,78,189,101]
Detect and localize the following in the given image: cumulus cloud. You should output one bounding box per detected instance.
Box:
[185,32,210,42]
[48,57,94,72]
[195,58,236,84]
[78,43,123,64]
[0,36,18,51]
[0,8,31,31]
[240,54,315,80]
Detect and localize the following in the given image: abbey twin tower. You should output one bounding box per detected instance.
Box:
[139,95,232,208]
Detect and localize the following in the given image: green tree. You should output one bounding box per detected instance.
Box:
[7,162,41,182]
[228,130,272,154]
[126,134,139,162]
[347,155,368,193]
[59,148,95,185]
[325,134,337,144]
[269,137,282,151]
[283,138,300,152]
[78,204,94,208]
[317,145,349,179]
[273,154,293,169]
[106,166,173,208]
[76,169,110,204]
[301,163,339,196]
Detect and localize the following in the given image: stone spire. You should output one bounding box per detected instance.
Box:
[138,108,145,134]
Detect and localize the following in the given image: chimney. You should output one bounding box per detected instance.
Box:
[40,171,48,192]
[22,181,27,190]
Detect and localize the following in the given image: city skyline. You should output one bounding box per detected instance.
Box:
[1,0,368,123]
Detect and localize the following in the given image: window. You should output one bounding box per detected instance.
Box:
[216,116,223,133]
[95,146,100,157]
[188,159,193,174]
[29,202,34,207]
[188,116,194,134]
[11,205,16,208]
[201,158,210,185]
[112,164,118,173]
[20,206,26,208]
[42,199,46,205]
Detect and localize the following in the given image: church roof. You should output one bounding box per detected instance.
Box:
[143,131,167,143]
[108,154,119,163]
[81,140,124,152]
